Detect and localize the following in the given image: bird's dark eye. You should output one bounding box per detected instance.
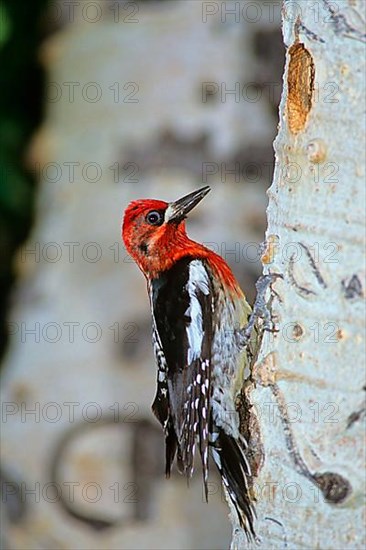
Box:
[146,210,164,226]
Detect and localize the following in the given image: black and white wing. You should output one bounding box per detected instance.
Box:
[149,257,213,494]
[150,323,178,477]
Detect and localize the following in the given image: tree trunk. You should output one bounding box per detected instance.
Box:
[233,0,365,548]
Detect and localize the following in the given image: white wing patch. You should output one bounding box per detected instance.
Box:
[184,260,210,364]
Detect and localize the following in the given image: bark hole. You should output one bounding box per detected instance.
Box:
[313,472,352,504]
[287,43,315,134]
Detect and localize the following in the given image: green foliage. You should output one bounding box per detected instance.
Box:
[0,2,12,47]
[0,0,48,358]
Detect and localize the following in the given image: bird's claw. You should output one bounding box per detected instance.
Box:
[238,273,282,348]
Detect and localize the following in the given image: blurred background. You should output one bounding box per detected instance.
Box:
[0,1,284,548]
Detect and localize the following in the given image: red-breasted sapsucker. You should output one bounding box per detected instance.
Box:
[122,186,256,539]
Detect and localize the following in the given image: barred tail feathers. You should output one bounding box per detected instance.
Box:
[211,427,256,542]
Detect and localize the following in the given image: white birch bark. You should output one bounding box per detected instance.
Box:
[233,0,366,548]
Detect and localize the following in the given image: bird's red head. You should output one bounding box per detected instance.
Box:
[122,187,211,278]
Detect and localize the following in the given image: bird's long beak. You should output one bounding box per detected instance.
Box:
[165,186,211,223]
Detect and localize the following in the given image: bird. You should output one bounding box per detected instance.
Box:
[122,185,256,540]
